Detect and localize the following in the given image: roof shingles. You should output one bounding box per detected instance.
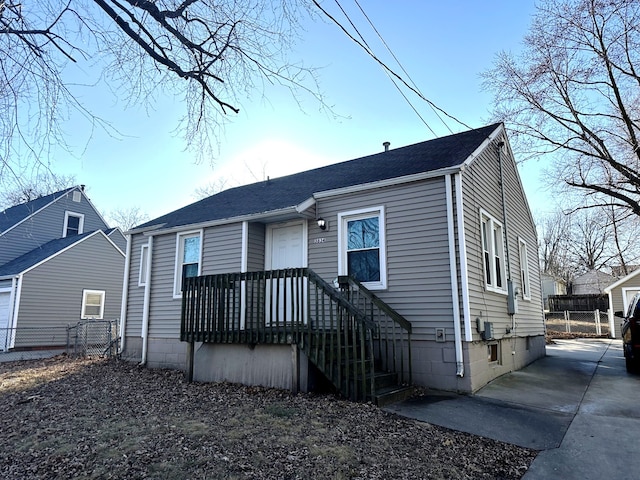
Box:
[136,124,500,231]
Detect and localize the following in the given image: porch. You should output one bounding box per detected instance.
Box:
[181,268,412,404]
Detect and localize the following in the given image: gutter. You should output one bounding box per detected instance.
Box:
[118,234,132,354]
[140,236,153,365]
[445,174,465,377]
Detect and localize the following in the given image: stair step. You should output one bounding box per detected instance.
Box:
[373,385,415,407]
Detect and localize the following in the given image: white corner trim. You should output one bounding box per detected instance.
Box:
[446,175,464,377]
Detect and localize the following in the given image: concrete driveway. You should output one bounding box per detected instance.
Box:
[386,339,640,480]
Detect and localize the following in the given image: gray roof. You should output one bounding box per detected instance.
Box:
[0,232,94,277]
[0,187,78,234]
[135,123,501,232]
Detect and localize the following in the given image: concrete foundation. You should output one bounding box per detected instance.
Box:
[121,334,545,395]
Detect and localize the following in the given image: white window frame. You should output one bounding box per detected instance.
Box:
[480,209,507,294]
[518,238,531,300]
[81,289,105,319]
[173,230,203,298]
[138,244,149,287]
[63,211,85,237]
[338,206,387,290]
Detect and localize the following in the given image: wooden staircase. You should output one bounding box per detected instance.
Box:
[181,268,413,405]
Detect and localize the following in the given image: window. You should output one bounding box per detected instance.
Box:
[338,207,386,289]
[138,244,149,287]
[488,343,499,363]
[518,238,530,300]
[63,212,84,237]
[174,231,202,297]
[81,290,105,319]
[480,210,506,293]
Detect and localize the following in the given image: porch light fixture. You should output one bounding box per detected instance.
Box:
[317,218,327,230]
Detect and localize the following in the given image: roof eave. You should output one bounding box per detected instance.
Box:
[313,164,464,200]
[142,202,316,237]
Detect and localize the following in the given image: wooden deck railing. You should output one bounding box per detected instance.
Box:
[181,268,411,401]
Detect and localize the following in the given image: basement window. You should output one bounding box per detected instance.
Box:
[488,343,499,363]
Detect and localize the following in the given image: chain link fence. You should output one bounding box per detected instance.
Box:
[545,310,610,337]
[0,326,68,361]
[66,320,119,357]
[0,320,119,362]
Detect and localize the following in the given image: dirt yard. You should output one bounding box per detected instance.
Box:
[0,356,536,479]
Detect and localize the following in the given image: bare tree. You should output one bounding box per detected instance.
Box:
[106,206,149,231]
[1,1,323,172]
[538,210,574,283]
[0,172,76,209]
[484,0,640,218]
[193,178,231,200]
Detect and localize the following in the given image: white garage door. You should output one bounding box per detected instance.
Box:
[0,291,11,351]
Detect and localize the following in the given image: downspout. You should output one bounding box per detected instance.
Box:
[241,221,248,328]
[118,234,132,354]
[140,236,153,365]
[10,275,24,350]
[445,174,465,377]
[454,172,473,341]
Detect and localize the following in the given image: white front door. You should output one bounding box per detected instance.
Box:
[266,221,307,324]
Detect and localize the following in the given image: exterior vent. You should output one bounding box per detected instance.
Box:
[72,191,82,203]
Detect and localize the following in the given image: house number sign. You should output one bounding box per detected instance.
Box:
[313,238,326,244]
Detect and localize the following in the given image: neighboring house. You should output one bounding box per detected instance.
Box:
[605,269,640,339]
[541,273,567,310]
[0,186,125,351]
[571,270,615,295]
[121,123,545,399]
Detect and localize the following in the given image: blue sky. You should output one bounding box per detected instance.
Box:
[50,1,546,223]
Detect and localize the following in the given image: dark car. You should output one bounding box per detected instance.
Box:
[616,293,640,373]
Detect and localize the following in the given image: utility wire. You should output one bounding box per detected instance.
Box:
[331,0,436,136]
[314,0,472,134]
[353,0,456,134]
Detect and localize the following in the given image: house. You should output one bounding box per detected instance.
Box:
[604,269,640,339]
[120,123,545,399]
[0,186,125,351]
[571,269,615,295]
[541,273,567,310]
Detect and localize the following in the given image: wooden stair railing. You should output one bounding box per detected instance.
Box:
[181,269,412,403]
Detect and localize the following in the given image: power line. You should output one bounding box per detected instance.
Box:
[314,1,472,135]
[352,0,455,134]
[331,0,436,136]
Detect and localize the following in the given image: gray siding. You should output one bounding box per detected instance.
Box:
[143,223,244,339]
[310,178,454,341]
[107,229,127,252]
[15,233,124,347]
[247,222,266,271]
[123,234,148,337]
[461,133,544,339]
[0,190,110,265]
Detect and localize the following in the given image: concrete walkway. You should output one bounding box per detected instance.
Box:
[386,339,640,480]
